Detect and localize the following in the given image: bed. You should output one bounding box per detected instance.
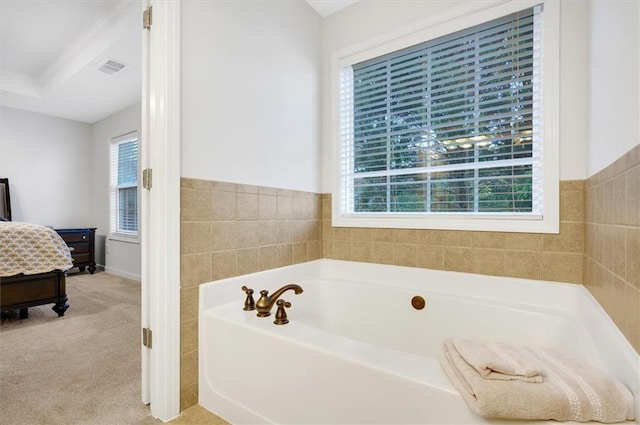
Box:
[1,186,74,319]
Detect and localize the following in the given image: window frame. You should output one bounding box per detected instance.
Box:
[109,131,140,242]
[331,0,559,233]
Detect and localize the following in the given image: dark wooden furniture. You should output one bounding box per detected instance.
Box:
[0,271,68,318]
[0,178,11,221]
[55,228,97,274]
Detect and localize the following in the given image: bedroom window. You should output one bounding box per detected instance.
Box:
[110,132,139,238]
[333,1,559,233]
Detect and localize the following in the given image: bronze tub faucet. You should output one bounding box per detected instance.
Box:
[255,284,303,317]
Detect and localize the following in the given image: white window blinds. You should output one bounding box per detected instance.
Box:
[339,6,543,216]
[110,133,139,236]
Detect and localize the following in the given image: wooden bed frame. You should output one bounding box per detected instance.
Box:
[0,271,69,319]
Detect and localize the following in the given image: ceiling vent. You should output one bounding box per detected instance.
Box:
[96,58,127,75]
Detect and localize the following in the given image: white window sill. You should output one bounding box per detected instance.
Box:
[109,233,140,244]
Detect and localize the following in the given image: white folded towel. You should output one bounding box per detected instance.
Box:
[450,337,544,383]
[440,338,636,423]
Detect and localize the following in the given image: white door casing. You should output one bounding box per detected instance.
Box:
[141,0,181,421]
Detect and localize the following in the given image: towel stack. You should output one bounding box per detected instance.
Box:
[440,338,636,423]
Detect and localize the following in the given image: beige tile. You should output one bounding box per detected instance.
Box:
[276,196,293,220]
[417,245,444,270]
[258,194,277,220]
[332,227,352,241]
[393,229,417,244]
[351,228,371,241]
[180,350,198,388]
[560,180,584,192]
[292,220,309,243]
[276,244,293,267]
[236,193,259,220]
[211,190,236,220]
[180,286,199,322]
[333,240,352,260]
[602,225,626,278]
[258,186,278,196]
[181,188,211,221]
[626,227,640,289]
[472,248,505,276]
[257,220,278,246]
[441,231,473,247]
[277,188,296,197]
[179,382,198,412]
[293,242,308,264]
[170,405,230,425]
[543,221,583,253]
[277,221,294,244]
[306,220,321,241]
[611,173,626,225]
[211,251,237,280]
[370,242,394,264]
[259,245,278,270]
[321,220,333,241]
[321,197,332,219]
[237,247,260,275]
[181,177,213,190]
[212,181,236,192]
[609,276,627,330]
[307,240,321,260]
[506,232,543,252]
[594,184,604,224]
[351,241,371,262]
[210,221,237,251]
[322,240,334,258]
[541,252,583,284]
[180,253,211,288]
[237,184,258,194]
[472,232,506,249]
[371,228,393,243]
[504,251,542,280]
[180,318,198,356]
[626,165,640,226]
[443,247,473,273]
[416,230,444,246]
[560,188,584,222]
[603,179,614,224]
[181,222,211,254]
[236,221,261,248]
[585,187,595,223]
[393,243,417,267]
[293,197,317,220]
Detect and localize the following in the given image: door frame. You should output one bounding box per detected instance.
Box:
[141,0,181,421]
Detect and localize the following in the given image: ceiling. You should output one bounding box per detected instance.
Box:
[0,0,356,125]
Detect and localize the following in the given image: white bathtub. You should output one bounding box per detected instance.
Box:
[199,259,640,424]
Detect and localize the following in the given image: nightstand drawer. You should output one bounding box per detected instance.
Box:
[54,228,97,274]
[61,233,91,243]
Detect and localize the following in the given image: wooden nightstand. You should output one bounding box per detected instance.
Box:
[55,228,97,274]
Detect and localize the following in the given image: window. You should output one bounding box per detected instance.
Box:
[110,133,139,238]
[334,1,559,233]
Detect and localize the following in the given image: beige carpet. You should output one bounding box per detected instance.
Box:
[0,271,156,425]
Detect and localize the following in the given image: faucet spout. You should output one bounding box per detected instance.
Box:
[255,284,303,317]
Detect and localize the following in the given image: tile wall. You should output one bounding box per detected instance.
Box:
[322,181,585,284]
[179,178,322,409]
[180,156,639,409]
[584,145,640,353]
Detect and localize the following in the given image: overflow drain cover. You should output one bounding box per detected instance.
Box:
[411,296,426,310]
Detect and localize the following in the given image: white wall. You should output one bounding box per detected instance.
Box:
[91,103,141,280]
[321,0,590,192]
[587,0,640,176]
[181,1,323,193]
[0,106,93,227]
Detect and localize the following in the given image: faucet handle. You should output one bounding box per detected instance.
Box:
[274,299,291,325]
[241,286,255,311]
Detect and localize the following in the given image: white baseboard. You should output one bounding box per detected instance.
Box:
[104,266,141,282]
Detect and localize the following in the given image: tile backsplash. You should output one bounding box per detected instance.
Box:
[322,181,585,285]
[584,145,640,353]
[179,148,640,409]
[179,178,321,409]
